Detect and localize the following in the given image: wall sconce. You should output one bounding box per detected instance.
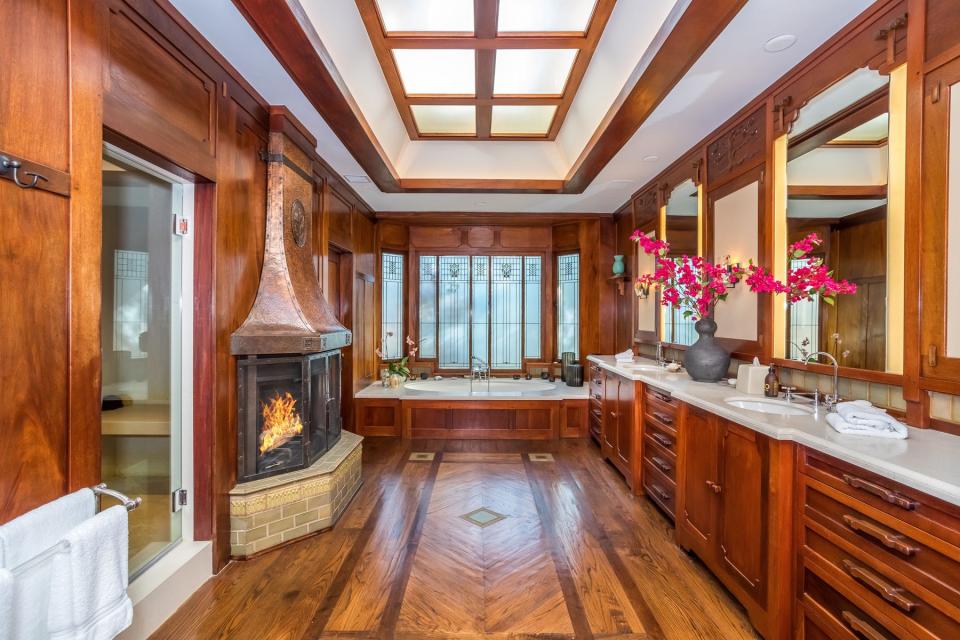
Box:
[636,281,653,299]
[724,256,741,289]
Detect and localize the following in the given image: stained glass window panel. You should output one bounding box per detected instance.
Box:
[438,256,471,368]
[557,254,579,358]
[524,256,541,359]
[788,258,820,359]
[419,256,437,358]
[490,256,523,369]
[381,253,404,359]
[472,256,489,366]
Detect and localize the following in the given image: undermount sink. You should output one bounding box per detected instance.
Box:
[620,364,665,372]
[724,396,814,416]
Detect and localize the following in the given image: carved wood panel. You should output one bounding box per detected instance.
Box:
[706,108,765,189]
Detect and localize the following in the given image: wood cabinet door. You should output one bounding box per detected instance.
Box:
[920,55,960,385]
[615,377,635,469]
[678,405,719,558]
[716,419,768,606]
[602,373,618,456]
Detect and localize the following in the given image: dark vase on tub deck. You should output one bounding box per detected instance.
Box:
[683,317,730,382]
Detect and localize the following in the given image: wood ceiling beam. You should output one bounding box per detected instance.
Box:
[563,0,748,193]
[381,35,588,49]
[474,0,498,138]
[788,184,888,199]
[406,96,563,106]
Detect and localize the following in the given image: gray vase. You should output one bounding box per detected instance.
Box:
[682,317,730,382]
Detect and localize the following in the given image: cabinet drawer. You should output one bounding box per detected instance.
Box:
[802,522,960,639]
[645,385,676,409]
[645,416,677,455]
[643,433,676,483]
[801,477,960,608]
[803,450,960,548]
[802,567,899,640]
[643,459,675,520]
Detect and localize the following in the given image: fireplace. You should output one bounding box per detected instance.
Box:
[237,352,342,483]
[230,114,351,484]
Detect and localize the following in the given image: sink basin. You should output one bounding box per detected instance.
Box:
[620,364,665,373]
[724,396,814,416]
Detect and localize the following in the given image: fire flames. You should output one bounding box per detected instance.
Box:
[259,391,303,455]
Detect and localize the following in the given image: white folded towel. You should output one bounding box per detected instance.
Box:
[836,400,886,418]
[615,349,634,363]
[47,506,132,640]
[0,569,12,640]
[826,412,908,440]
[0,489,95,569]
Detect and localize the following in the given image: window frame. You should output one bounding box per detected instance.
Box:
[555,251,581,361]
[410,249,550,373]
[378,251,406,362]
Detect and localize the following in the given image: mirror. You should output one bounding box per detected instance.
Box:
[663,179,699,345]
[785,68,900,372]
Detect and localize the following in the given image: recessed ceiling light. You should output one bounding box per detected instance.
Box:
[344,175,371,184]
[763,34,797,53]
[641,155,659,162]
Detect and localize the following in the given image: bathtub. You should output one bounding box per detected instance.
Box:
[404,377,556,396]
[355,375,590,440]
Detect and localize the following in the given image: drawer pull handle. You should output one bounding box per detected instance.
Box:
[651,433,673,448]
[651,411,674,426]
[706,480,723,494]
[842,474,918,511]
[651,456,672,473]
[652,391,673,403]
[649,484,671,502]
[842,515,919,557]
[840,610,887,640]
[841,559,918,613]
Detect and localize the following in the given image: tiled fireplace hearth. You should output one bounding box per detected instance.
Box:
[229,431,362,558]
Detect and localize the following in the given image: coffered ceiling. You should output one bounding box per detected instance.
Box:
[356,0,616,141]
[176,0,877,212]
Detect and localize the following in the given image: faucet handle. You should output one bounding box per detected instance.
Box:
[781,386,796,400]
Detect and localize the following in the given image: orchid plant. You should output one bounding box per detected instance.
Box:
[376,334,419,380]
[631,230,856,321]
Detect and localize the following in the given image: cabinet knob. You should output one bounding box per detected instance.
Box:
[706,480,722,494]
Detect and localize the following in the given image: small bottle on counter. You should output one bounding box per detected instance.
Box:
[764,364,780,398]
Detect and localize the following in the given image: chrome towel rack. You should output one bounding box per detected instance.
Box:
[93,483,142,512]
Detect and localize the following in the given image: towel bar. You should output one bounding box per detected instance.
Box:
[93,484,142,512]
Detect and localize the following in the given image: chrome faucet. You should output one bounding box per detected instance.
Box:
[802,351,841,412]
[470,356,490,393]
[655,342,667,368]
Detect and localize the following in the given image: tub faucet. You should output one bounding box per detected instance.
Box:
[471,356,490,393]
[803,351,841,412]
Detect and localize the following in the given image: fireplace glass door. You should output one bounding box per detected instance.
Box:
[252,361,306,477]
[100,146,194,578]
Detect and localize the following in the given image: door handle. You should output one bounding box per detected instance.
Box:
[705,480,722,494]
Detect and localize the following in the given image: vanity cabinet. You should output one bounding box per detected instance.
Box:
[675,403,793,640]
[642,385,680,519]
[596,368,642,494]
[797,448,960,640]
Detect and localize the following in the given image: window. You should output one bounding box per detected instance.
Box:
[557,253,579,359]
[418,254,542,369]
[381,253,404,359]
[788,257,820,359]
[667,257,697,346]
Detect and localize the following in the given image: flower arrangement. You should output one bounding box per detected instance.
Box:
[631,230,856,320]
[376,334,419,383]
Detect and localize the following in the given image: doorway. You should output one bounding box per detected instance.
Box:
[328,245,354,430]
[100,145,194,578]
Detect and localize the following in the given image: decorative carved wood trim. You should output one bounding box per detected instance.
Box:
[706,108,765,191]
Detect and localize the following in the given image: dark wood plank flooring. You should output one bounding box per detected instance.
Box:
[152,438,760,639]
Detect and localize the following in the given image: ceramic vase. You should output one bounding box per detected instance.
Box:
[612,255,626,275]
[683,317,730,382]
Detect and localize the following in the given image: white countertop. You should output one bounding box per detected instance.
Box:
[588,354,960,508]
[356,377,590,401]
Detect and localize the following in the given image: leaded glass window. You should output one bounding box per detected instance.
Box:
[380,253,404,359]
[557,253,579,359]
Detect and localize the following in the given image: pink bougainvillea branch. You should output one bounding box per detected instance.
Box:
[631,231,855,321]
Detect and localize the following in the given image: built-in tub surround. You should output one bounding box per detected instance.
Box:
[589,355,960,507]
[382,377,580,399]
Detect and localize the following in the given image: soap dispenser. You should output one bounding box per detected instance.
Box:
[764,364,780,398]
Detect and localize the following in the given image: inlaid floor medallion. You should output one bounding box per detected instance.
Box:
[528,452,554,462]
[459,507,508,528]
[408,451,435,461]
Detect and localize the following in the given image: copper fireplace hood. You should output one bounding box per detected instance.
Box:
[231,123,351,355]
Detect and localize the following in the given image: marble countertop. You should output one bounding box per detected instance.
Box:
[356,378,590,401]
[588,354,960,508]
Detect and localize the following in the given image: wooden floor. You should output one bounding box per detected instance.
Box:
[152,439,760,639]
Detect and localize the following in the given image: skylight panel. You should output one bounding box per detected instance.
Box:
[497,0,598,33]
[375,0,474,33]
[493,49,577,95]
[411,105,477,135]
[393,49,476,95]
[491,105,557,135]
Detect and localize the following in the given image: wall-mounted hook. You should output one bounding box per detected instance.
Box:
[1,155,48,189]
